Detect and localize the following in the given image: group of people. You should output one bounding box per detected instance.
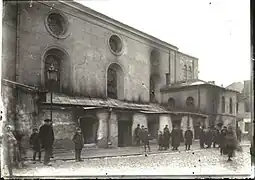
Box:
[134,124,152,152]
[4,118,55,176]
[134,124,194,152]
[199,125,241,161]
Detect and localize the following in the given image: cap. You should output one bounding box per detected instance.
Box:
[44,119,51,122]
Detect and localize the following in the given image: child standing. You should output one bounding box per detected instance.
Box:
[29,128,41,163]
[72,127,84,162]
[158,131,164,151]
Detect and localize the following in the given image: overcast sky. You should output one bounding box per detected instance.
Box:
[77,0,250,87]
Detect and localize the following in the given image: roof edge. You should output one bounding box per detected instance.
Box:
[53,0,179,51]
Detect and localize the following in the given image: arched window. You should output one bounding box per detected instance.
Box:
[44,48,69,92]
[150,77,155,102]
[186,96,194,108]
[168,98,175,109]
[183,65,187,81]
[221,96,225,113]
[107,63,124,100]
[229,98,233,114]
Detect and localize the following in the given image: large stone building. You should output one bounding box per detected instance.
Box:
[1,0,239,149]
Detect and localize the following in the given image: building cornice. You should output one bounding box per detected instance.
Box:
[177,51,199,60]
[37,0,178,52]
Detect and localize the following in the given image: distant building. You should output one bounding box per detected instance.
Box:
[226,80,251,141]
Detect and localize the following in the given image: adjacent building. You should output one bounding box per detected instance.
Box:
[1,0,239,149]
[226,80,252,141]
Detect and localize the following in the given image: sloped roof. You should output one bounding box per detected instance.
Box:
[161,79,239,93]
[226,82,244,93]
[41,93,208,117]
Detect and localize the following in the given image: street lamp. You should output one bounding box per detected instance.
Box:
[47,63,58,122]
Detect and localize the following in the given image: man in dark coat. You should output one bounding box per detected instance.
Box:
[143,128,151,152]
[205,127,213,148]
[171,126,181,151]
[199,126,206,148]
[163,125,171,150]
[29,128,41,163]
[140,125,145,145]
[236,126,242,143]
[219,126,228,155]
[134,124,141,146]
[158,131,164,151]
[225,126,238,161]
[184,127,193,150]
[72,127,84,162]
[39,119,55,166]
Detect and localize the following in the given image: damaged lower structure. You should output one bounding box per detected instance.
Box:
[37,93,208,149]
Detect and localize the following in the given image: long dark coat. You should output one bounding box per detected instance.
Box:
[72,132,84,150]
[205,130,213,146]
[184,130,193,145]
[134,127,141,139]
[225,130,237,157]
[30,132,41,151]
[143,131,150,144]
[39,124,55,148]
[219,129,227,148]
[171,129,181,147]
[199,128,206,143]
[158,134,164,147]
[163,128,171,146]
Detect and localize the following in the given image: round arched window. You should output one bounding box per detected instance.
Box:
[108,34,123,55]
[45,12,69,38]
[168,98,175,109]
[186,96,194,107]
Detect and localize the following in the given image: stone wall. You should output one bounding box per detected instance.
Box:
[96,110,108,148]
[159,114,172,132]
[132,113,147,137]
[38,108,76,149]
[109,112,118,148]
[16,1,179,103]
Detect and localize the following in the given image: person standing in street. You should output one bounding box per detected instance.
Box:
[72,127,84,162]
[140,125,145,146]
[143,128,151,153]
[134,124,141,146]
[184,127,193,150]
[219,126,228,155]
[171,126,181,151]
[158,131,164,151]
[225,126,238,161]
[39,119,55,166]
[199,126,206,149]
[205,127,213,148]
[30,128,41,163]
[236,126,242,143]
[163,125,171,150]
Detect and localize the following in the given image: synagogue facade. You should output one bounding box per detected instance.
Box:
[1,0,238,149]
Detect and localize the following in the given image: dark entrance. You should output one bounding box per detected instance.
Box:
[118,120,132,147]
[148,115,159,140]
[79,116,99,144]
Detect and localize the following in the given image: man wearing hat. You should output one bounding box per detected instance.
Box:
[72,127,84,162]
[30,127,41,163]
[39,119,55,166]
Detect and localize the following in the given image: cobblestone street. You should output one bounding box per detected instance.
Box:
[9,146,252,178]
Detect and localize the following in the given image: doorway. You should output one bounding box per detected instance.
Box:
[79,116,99,144]
[118,120,132,147]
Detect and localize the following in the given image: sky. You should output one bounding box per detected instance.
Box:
[77,0,250,87]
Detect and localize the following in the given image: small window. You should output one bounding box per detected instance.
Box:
[236,103,239,113]
[168,98,175,109]
[244,122,250,132]
[186,96,194,107]
[221,96,225,113]
[183,65,187,81]
[229,98,233,114]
